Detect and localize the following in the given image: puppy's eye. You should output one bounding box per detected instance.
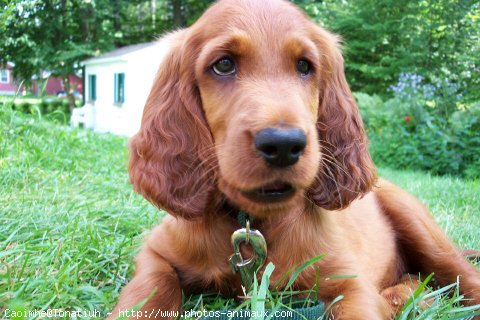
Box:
[212,57,236,76]
[297,59,312,76]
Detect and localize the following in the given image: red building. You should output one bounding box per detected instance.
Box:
[0,62,18,95]
[0,62,83,96]
[31,73,83,96]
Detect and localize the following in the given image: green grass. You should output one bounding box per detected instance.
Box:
[378,168,480,250]
[0,108,478,319]
[0,108,160,318]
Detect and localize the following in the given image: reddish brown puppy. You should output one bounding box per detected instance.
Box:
[110,0,480,319]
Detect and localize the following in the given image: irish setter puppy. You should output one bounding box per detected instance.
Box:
[110,0,480,319]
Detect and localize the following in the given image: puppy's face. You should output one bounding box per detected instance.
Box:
[129,0,375,220]
[193,1,321,217]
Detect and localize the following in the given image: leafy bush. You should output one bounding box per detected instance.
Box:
[18,101,33,113]
[38,98,71,123]
[449,102,480,179]
[1,97,71,124]
[357,73,480,178]
[39,98,70,115]
[353,92,384,129]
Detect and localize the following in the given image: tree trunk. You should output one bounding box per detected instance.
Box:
[171,0,185,27]
[112,0,122,46]
[63,76,76,113]
[151,0,156,30]
[38,76,50,97]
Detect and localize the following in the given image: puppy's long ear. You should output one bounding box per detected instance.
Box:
[308,27,376,210]
[129,31,218,219]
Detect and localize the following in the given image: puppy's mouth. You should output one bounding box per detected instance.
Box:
[242,181,295,203]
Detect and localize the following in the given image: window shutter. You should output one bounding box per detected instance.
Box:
[92,75,96,100]
[119,73,125,103]
[114,72,125,104]
[114,73,118,103]
[88,75,96,101]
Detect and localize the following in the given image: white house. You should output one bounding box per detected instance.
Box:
[75,41,169,136]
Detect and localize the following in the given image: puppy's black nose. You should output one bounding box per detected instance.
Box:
[254,127,307,167]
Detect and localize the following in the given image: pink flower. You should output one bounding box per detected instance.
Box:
[404,116,412,122]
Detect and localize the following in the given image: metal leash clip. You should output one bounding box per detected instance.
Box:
[229,220,267,293]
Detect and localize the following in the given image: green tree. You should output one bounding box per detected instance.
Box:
[2,0,477,106]
[301,0,479,101]
[0,0,213,108]
[0,0,115,108]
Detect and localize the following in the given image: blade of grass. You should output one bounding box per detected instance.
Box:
[284,254,326,291]
[250,262,275,320]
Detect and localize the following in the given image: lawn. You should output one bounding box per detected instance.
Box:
[0,108,478,319]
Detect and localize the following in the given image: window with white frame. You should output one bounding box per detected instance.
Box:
[0,69,9,83]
